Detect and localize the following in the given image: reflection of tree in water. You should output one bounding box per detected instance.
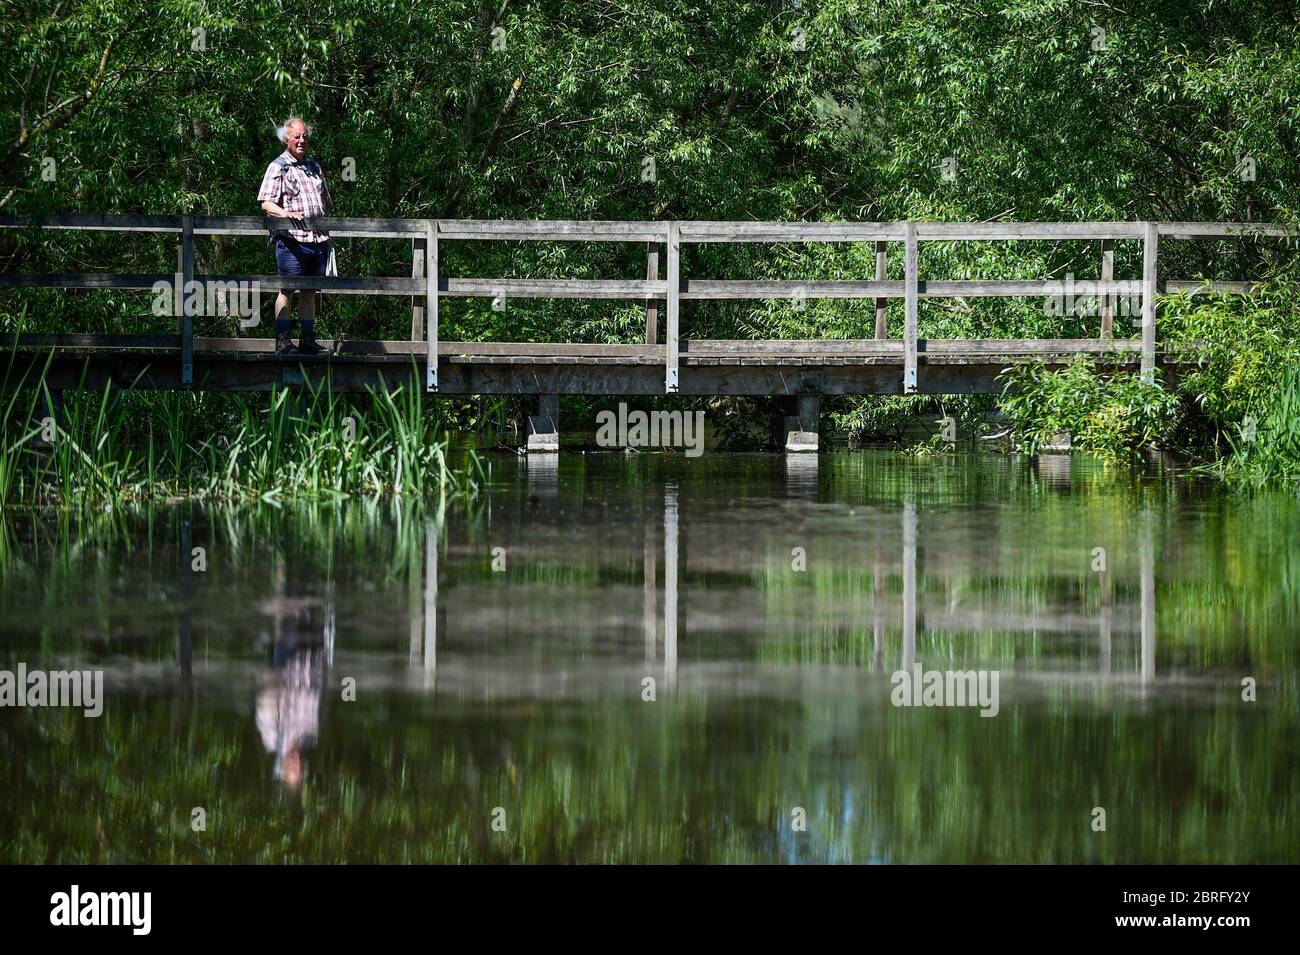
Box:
[256,581,328,792]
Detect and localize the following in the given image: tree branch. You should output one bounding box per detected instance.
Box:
[441,74,525,218]
[1,13,148,209]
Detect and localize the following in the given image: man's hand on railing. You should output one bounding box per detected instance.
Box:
[267,214,310,233]
[258,200,309,233]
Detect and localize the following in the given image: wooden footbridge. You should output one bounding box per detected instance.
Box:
[1,215,1291,445]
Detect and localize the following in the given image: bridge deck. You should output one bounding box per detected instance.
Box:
[5,334,1179,395]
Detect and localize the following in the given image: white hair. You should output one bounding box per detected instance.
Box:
[275,116,311,143]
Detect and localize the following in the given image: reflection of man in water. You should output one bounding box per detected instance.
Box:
[256,591,328,791]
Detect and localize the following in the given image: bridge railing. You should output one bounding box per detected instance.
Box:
[0,216,1293,391]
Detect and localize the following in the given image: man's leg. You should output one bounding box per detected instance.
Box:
[273,237,303,355]
[296,241,328,354]
[296,290,326,354]
[274,291,298,354]
[275,291,294,328]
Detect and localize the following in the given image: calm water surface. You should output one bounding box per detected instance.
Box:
[1,452,1297,863]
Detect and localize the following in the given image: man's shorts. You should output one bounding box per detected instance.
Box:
[273,235,330,293]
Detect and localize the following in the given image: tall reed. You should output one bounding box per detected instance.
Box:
[0,359,483,507]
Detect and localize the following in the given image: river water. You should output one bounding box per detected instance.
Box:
[1,451,1297,862]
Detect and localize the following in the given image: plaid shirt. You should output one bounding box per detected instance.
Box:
[257,150,332,243]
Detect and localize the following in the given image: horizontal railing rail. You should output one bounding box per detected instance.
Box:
[4,214,1294,240]
[1,216,1294,391]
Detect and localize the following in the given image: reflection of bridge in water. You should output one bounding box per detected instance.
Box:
[157,459,1164,696]
[396,455,1160,695]
[155,483,1160,705]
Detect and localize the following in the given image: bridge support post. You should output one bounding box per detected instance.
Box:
[781,395,819,452]
[527,394,559,452]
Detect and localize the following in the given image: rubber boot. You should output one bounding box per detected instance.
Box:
[275,327,299,356]
[298,327,327,356]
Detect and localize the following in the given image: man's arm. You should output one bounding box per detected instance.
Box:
[260,199,305,232]
[256,162,302,227]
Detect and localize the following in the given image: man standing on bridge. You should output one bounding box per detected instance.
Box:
[257,116,332,356]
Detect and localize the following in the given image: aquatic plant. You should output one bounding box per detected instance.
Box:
[998,357,1181,462]
[0,362,483,507]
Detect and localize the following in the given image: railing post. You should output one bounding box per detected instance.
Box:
[645,241,659,346]
[904,222,918,394]
[411,235,426,342]
[665,221,680,393]
[1099,238,1114,339]
[1141,221,1158,382]
[874,239,888,339]
[425,220,439,391]
[180,215,194,386]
